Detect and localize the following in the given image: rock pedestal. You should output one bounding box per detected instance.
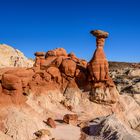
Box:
[88,30,110,83]
[34,52,45,69]
[88,30,119,104]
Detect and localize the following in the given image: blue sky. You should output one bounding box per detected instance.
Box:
[0,0,140,62]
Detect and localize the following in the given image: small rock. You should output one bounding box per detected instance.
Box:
[63,114,78,125]
[34,129,51,138]
[78,122,89,128]
[46,118,56,128]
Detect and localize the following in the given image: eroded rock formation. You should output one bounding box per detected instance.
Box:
[0,30,120,106]
[0,30,139,140]
[88,30,109,82]
[88,30,119,104]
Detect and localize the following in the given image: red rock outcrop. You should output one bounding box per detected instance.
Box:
[0,30,119,106]
[0,30,140,140]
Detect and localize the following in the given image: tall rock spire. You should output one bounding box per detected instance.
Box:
[88,30,109,82]
[88,30,119,104]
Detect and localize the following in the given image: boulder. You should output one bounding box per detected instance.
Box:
[60,59,76,77]
[5,68,34,88]
[2,74,22,90]
[63,114,78,125]
[46,48,67,58]
[45,117,56,128]
[47,67,61,83]
[55,48,67,57]
[52,56,63,68]
[129,69,140,77]
[41,56,57,69]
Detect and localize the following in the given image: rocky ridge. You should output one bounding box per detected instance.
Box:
[0,30,139,140]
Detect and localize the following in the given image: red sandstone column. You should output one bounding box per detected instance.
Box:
[88,30,109,82]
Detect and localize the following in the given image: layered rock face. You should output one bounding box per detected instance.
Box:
[0,44,33,68]
[0,30,139,140]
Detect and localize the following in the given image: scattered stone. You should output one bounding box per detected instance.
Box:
[45,117,56,128]
[34,129,51,138]
[63,114,78,125]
